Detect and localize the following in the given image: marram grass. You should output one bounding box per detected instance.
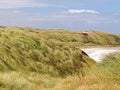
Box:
[0,26,120,90]
[0,27,95,77]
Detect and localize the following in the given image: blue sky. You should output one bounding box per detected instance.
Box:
[0,0,120,33]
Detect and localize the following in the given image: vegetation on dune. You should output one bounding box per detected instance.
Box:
[0,26,120,90]
[0,53,120,90]
[1,26,120,47]
[0,26,95,77]
[34,29,120,46]
[52,53,120,90]
[0,26,95,90]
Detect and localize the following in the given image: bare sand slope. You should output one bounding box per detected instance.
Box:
[81,47,120,62]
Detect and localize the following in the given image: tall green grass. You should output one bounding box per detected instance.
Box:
[0,26,96,77]
[1,26,119,47]
[51,52,120,90]
[92,52,120,78]
[0,26,120,90]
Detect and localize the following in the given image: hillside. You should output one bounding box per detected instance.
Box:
[0,26,96,76]
[51,52,120,90]
[1,26,120,46]
[0,26,120,90]
[31,29,120,46]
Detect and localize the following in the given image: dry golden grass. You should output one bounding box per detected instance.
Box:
[0,26,120,90]
[50,53,120,90]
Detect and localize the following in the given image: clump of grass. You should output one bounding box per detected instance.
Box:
[0,26,120,90]
[0,26,95,77]
[0,71,33,90]
[0,71,63,90]
[50,52,120,90]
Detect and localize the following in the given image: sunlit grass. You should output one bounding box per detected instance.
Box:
[51,53,120,90]
[0,26,120,90]
[0,26,96,77]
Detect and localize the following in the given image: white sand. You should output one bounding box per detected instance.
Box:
[81,47,119,62]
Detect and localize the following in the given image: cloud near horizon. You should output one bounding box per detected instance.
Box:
[0,0,119,33]
[68,9,100,14]
[0,0,65,9]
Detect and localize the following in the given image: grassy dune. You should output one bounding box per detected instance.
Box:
[0,26,95,90]
[51,53,120,90]
[0,26,120,90]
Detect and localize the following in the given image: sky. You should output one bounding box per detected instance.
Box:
[0,0,120,33]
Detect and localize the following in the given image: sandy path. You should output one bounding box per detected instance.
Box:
[81,47,120,62]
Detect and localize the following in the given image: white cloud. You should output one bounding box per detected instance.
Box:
[68,9,100,14]
[0,0,39,8]
[0,0,65,9]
